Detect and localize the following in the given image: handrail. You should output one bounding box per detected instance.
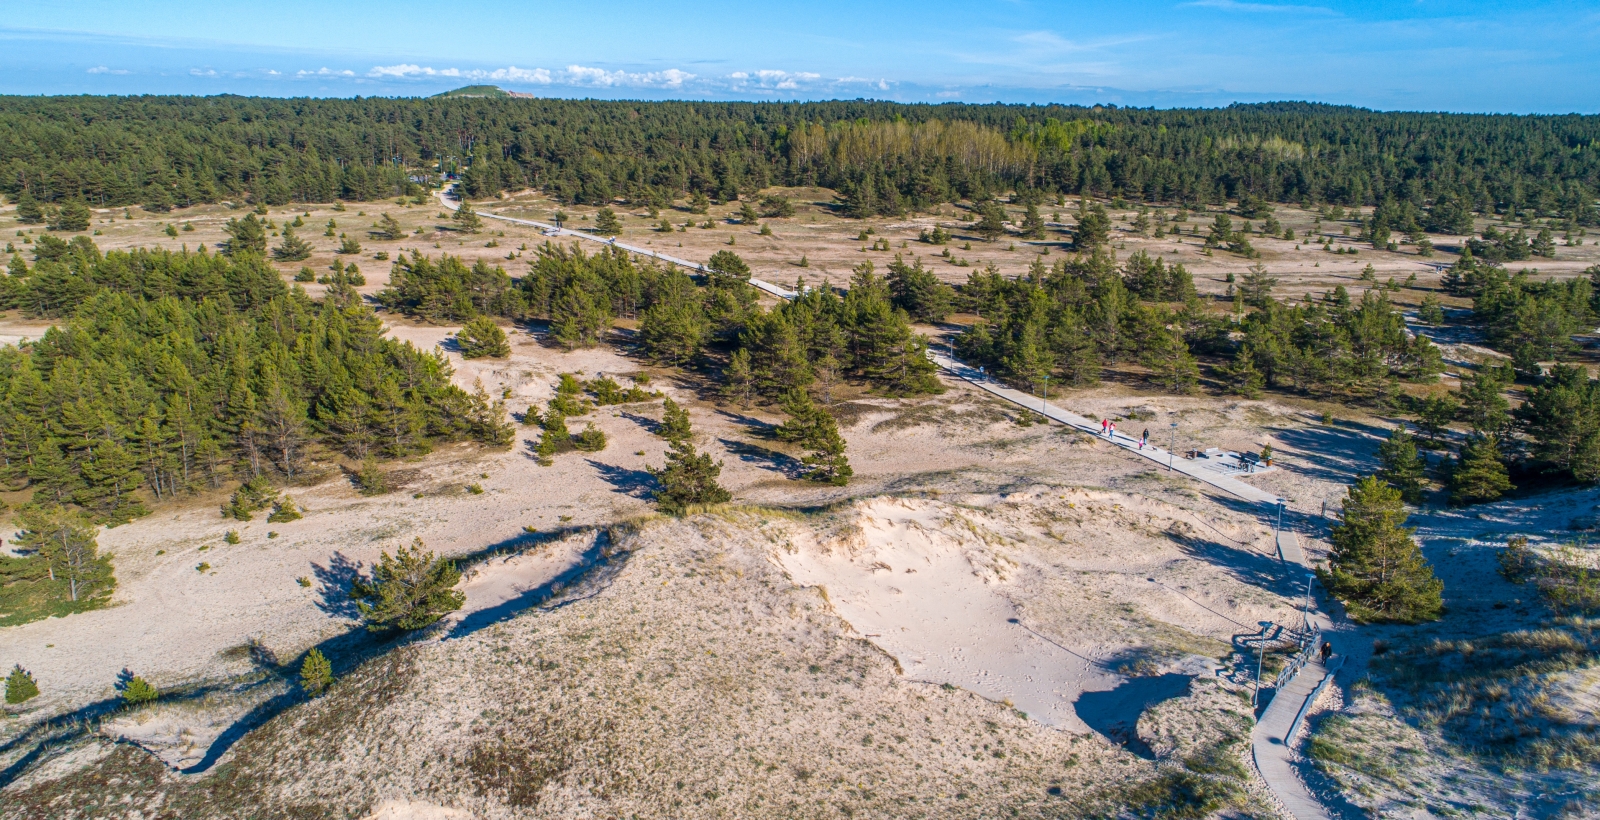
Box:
[1273,628,1321,689]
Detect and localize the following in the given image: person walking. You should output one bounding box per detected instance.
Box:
[1108,420,1116,441]
[1319,641,1333,664]
[1100,418,1108,436]
[1140,428,1149,449]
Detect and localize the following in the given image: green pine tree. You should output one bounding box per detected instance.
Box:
[15,505,114,605]
[456,316,511,358]
[1376,427,1428,504]
[776,389,851,485]
[1318,475,1444,623]
[299,648,334,696]
[1020,204,1047,239]
[649,436,731,515]
[272,226,313,261]
[593,208,623,236]
[377,213,405,240]
[453,202,483,234]
[50,201,91,232]
[1074,205,1111,249]
[723,348,755,408]
[349,537,465,632]
[658,397,692,444]
[15,193,44,224]
[5,665,39,704]
[1449,434,1514,506]
[973,202,1008,242]
[120,674,159,705]
[223,213,268,255]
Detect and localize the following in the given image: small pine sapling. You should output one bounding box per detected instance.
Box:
[299,649,334,696]
[5,665,39,704]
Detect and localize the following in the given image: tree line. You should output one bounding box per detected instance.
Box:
[2,96,1597,223]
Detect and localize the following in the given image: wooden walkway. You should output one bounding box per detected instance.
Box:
[928,352,1283,506]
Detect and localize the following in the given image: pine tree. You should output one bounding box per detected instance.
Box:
[723,348,755,408]
[1319,475,1444,623]
[50,201,91,232]
[456,316,511,358]
[272,226,313,261]
[738,202,760,225]
[649,436,731,515]
[15,505,114,604]
[299,648,334,696]
[1073,205,1110,249]
[349,537,465,632]
[658,397,692,443]
[453,202,483,233]
[1458,370,1510,434]
[15,193,44,224]
[1450,434,1514,506]
[377,213,405,240]
[707,250,750,281]
[1376,427,1427,503]
[223,214,268,255]
[1143,328,1200,394]
[5,665,39,704]
[1020,204,1046,239]
[1239,262,1277,307]
[534,409,571,466]
[1417,293,1445,325]
[776,389,852,485]
[1218,347,1265,398]
[337,234,362,255]
[973,202,1008,242]
[120,673,159,705]
[593,208,623,236]
[573,423,608,452]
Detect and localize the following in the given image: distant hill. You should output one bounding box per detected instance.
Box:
[434,85,534,99]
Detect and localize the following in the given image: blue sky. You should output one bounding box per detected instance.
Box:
[1,1,1596,112]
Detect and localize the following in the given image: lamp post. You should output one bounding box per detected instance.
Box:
[1040,374,1049,415]
[1302,571,1316,633]
[1252,620,1271,709]
[1168,422,1178,471]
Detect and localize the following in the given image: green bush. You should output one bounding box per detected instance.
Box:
[299,648,334,696]
[457,316,510,359]
[120,674,159,705]
[5,665,39,704]
[223,476,277,521]
[573,424,608,452]
[267,498,303,523]
[349,537,464,632]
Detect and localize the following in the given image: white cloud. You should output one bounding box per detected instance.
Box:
[366,64,556,84]
[727,70,827,91]
[561,64,695,88]
[189,68,218,77]
[86,66,128,75]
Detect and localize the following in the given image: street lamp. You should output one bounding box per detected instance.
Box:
[1302,572,1316,633]
[1252,620,1272,709]
[1168,422,1178,471]
[1040,374,1049,415]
